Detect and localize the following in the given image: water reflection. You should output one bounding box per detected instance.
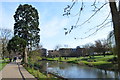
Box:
[37,61,120,78]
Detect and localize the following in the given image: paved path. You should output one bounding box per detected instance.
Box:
[0,62,36,80]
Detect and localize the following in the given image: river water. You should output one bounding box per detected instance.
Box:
[37,61,120,78]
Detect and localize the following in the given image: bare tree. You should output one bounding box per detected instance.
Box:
[82,43,94,57]
[107,30,115,47]
[107,30,117,55]
[109,0,120,71]
[0,28,12,59]
[54,44,62,51]
[34,44,43,50]
[63,0,120,71]
[94,39,109,57]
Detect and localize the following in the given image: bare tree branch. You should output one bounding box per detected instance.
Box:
[84,12,111,34]
[75,2,108,28]
[63,0,77,16]
[75,21,112,39]
[91,0,98,11]
[75,0,84,26]
[0,28,12,40]
[64,1,108,35]
[0,28,12,58]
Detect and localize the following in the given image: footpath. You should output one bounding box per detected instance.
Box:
[0,61,36,80]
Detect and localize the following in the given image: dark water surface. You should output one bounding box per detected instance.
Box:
[37,61,120,78]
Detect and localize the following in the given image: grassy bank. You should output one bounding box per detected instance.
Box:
[0,59,9,71]
[47,55,115,61]
[24,65,62,80]
[46,55,118,71]
[24,66,47,78]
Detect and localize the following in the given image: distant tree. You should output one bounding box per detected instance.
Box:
[29,50,43,63]
[94,40,103,54]
[94,39,109,57]
[34,44,43,50]
[0,28,12,59]
[107,30,116,55]
[54,44,61,51]
[76,46,80,49]
[7,36,27,62]
[107,31,115,46]
[14,4,40,51]
[82,43,94,58]
[74,46,81,57]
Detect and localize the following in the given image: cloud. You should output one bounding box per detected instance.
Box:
[41,17,68,38]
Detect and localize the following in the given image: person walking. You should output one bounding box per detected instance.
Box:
[13,56,17,62]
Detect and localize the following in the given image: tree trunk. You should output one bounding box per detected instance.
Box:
[2,40,5,60]
[23,48,28,63]
[103,52,105,57]
[109,0,120,72]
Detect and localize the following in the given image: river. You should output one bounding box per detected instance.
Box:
[37,61,120,78]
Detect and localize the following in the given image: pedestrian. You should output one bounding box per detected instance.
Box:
[13,56,17,62]
[9,58,12,62]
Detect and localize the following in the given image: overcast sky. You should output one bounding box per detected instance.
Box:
[1,1,113,50]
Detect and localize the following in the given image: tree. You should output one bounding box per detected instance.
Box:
[109,0,120,71]
[28,50,42,63]
[82,43,94,58]
[0,28,12,59]
[107,31,115,49]
[7,36,27,63]
[14,4,40,51]
[63,0,120,71]
[107,31,117,56]
[94,39,109,57]
[54,44,61,51]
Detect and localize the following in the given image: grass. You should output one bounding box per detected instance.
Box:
[25,66,47,78]
[0,60,9,71]
[47,55,115,62]
[46,55,117,70]
[47,57,82,61]
[25,66,61,80]
[80,61,111,66]
[67,60,79,64]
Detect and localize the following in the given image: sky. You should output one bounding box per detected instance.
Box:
[1,0,114,50]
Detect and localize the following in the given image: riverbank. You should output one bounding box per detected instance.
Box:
[46,55,118,71]
[24,66,47,78]
[31,60,120,78]
[24,63,66,80]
